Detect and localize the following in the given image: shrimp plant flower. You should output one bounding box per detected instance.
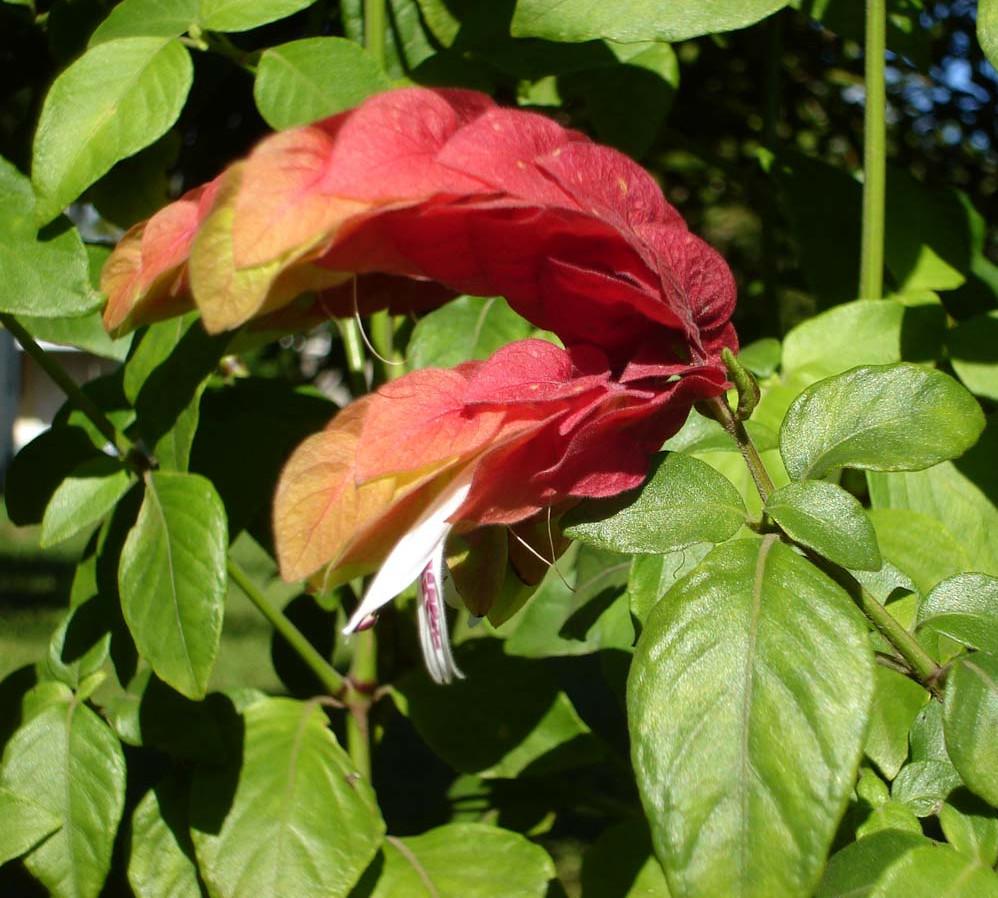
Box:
[101,87,739,683]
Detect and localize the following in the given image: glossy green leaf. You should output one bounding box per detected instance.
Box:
[190,697,384,898]
[510,0,788,43]
[781,298,944,383]
[780,364,985,481]
[581,818,671,897]
[944,651,998,807]
[940,789,998,867]
[629,537,873,898]
[128,777,203,898]
[90,0,198,43]
[0,157,98,317]
[408,296,535,370]
[394,639,602,777]
[563,453,747,554]
[865,667,927,780]
[981,0,998,70]
[31,37,193,223]
[765,479,882,570]
[738,338,781,377]
[948,310,998,401]
[0,787,61,866]
[868,416,998,577]
[0,689,126,898]
[40,455,132,546]
[363,824,554,898]
[119,471,226,699]
[891,760,963,816]
[868,844,998,898]
[815,829,929,898]
[910,700,951,762]
[254,38,389,130]
[918,573,998,655]
[855,799,923,839]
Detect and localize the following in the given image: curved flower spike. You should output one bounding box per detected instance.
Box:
[102,87,737,375]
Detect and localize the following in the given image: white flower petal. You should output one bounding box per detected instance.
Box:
[417,541,464,685]
[342,472,473,634]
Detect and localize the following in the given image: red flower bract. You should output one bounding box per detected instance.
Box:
[101,86,736,376]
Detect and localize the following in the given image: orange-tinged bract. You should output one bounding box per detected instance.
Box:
[100,87,740,675]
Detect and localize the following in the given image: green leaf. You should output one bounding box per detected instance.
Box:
[855,799,923,839]
[581,818,671,898]
[918,573,998,655]
[125,313,230,470]
[199,0,318,31]
[3,425,102,525]
[0,787,61,866]
[90,0,198,43]
[341,0,436,80]
[948,310,998,401]
[254,38,390,130]
[781,298,944,383]
[981,0,998,70]
[393,639,602,777]
[0,157,98,317]
[738,338,781,378]
[40,455,132,546]
[891,760,964,816]
[910,700,950,762]
[501,544,633,658]
[780,364,985,481]
[864,667,927,780]
[815,829,929,898]
[563,453,747,554]
[31,37,193,223]
[363,824,555,898]
[940,789,998,867]
[128,777,204,898]
[0,691,126,898]
[119,471,227,699]
[190,697,384,898]
[765,479,882,571]
[627,546,711,625]
[868,844,998,898]
[944,651,998,807]
[868,508,971,596]
[510,0,788,43]
[629,537,873,898]
[868,416,998,577]
[408,296,535,370]
[44,598,112,690]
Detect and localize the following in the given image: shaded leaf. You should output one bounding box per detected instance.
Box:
[191,697,384,898]
[940,788,998,867]
[629,537,873,898]
[864,666,927,780]
[868,508,971,596]
[948,310,998,401]
[580,817,671,897]
[944,651,998,807]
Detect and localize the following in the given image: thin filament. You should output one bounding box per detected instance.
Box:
[508,524,574,593]
[351,275,405,367]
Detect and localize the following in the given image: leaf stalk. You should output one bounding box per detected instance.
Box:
[859,0,887,300]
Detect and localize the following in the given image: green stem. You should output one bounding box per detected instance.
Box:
[706,395,775,501]
[346,628,377,779]
[227,558,347,697]
[715,388,946,698]
[335,318,368,396]
[1,312,145,467]
[364,0,387,67]
[859,0,887,300]
[811,555,945,699]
